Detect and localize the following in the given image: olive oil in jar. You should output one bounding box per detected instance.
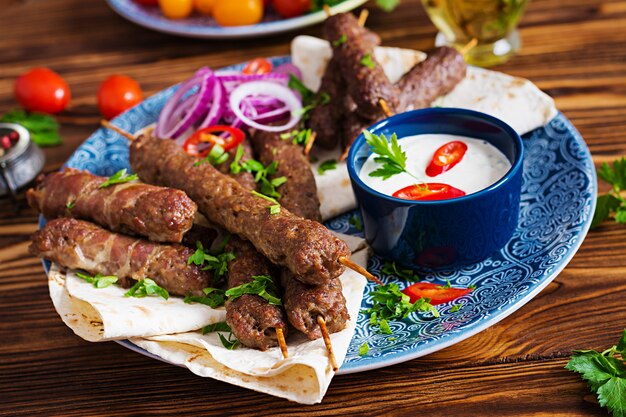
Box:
[422,0,529,66]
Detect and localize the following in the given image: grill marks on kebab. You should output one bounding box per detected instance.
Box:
[30,218,210,297]
[27,168,197,243]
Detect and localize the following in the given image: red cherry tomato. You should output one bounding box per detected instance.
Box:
[97,75,143,120]
[183,126,245,157]
[402,282,473,305]
[392,183,466,201]
[426,141,468,177]
[134,0,159,5]
[14,68,71,114]
[271,0,311,18]
[242,58,273,75]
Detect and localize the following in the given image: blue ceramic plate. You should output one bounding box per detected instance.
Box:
[106,0,368,39]
[51,56,596,374]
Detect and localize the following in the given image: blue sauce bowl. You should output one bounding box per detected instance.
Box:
[347,108,524,268]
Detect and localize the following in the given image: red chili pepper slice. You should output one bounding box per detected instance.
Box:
[183,126,245,157]
[426,141,468,177]
[392,183,466,201]
[242,58,273,75]
[402,282,473,305]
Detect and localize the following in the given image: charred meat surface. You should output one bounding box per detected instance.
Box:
[27,168,197,243]
[30,218,210,296]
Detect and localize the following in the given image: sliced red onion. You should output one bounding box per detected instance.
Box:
[230,81,302,133]
[198,78,225,129]
[273,63,302,80]
[216,72,290,84]
[156,68,216,140]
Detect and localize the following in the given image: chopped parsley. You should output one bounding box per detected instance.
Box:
[194,144,229,167]
[360,54,376,69]
[566,329,626,417]
[124,278,169,300]
[349,214,363,231]
[317,159,337,175]
[381,260,420,282]
[187,240,235,282]
[75,272,118,289]
[201,321,240,350]
[280,128,313,147]
[361,283,438,334]
[202,322,232,334]
[288,74,331,120]
[185,287,226,308]
[251,190,281,215]
[358,342,369,356]
[66,200,76,210]
[99,169,138,188]
[592,157,626,228]
[450,303,463,313]
[230,146,286,203]
[225,275,282,306]
[332,34,347,47]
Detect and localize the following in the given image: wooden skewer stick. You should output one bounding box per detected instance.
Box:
[303,131,316,157]
[100,120,136,141]
[339,256,384,285]
[357,9,369,27]
[459,38,478,56]
[317,315,339,372]
[378,98,394,118]
[276,327,288,359]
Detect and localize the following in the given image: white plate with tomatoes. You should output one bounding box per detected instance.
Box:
[106,0,368,39]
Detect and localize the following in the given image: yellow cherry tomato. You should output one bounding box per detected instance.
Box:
[158,0,193,19]
[213,0,263,26]
[193,0,216,15]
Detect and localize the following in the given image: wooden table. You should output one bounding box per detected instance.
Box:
[2,0,625,415]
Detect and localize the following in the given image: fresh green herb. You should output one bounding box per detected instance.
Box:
[381,260,420,282]
[99,169,138,188]
[364,130,424,184]
[442,280,452,289]
[332,34,347,47]
[251,190,281,214]
[361,283,438,334]
[218,333,240,350]
[318,159,337,175]
[566,329,626,417]
[231,152,286,202]
[288,74,330,120]
[201,322,232,334]
[280,129,313,147]
[194,144,229,167]
[124,278,169,300]
[288,74,314,103]
[75,272,118,289]
[592,158,626,228]
[349,214,363,232]
[468,284,477,290]
[269,204,281,215]
[230,144,245,174]
[376,0,400,12]
[450,303,463,313]
[358,342,369,356]
[225,275,282,306]
[187,241,235,281]
[184,287,226,308]
[0,110,62,147]
[66,200,76,210]
[360,53,376,69]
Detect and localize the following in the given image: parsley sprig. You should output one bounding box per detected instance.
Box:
[566,329,626,417]
[288,75,330,120]
[201,322,239,350]
[592,157,626,228]
[361,283,438,334]
[99,169,138,188]
[76,272,118,288]
[364,130,424,184]
[225,275,282,306]
[187,241,235,282]
[230,145,287,205]
[0,110,62,147]
[124,278,169,300]
[318,159,337,175]
[184,287,226,308]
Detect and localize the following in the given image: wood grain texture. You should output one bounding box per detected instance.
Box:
[1,0,626,415]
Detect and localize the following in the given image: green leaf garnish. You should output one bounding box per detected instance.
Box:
[218,333,240,350]
[184,287,226,308]
[376,0,400,12]
[225,275,282,306]
[593,158,626,228]
[349,214,363,231]
[194,144,229,167]
[0,110,62,147]
[202,322,232,335]
[332,34,347,47]
[566,329,626,417]
[99,169,138,188]
[381,260,420,282]
[450,303,463,313]
[66,200,76,210]
[280,128,314,147]
[251,190,281,214]
[361,283,438,335]
[358,342,369,356]
[76,272,118,289]
[124,278,169,300]
[187,241,235,282]
[318,159,337,175]
[364,130,424,184]
[360,53,376,69]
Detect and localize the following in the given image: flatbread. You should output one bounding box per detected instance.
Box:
[292,35,558,220]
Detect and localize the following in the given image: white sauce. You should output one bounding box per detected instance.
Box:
[360,134,511,198]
